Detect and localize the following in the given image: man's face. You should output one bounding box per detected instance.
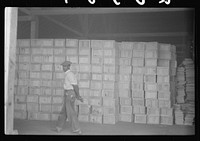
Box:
[63,65,70,72]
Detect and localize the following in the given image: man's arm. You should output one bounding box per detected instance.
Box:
[72,84,83,102]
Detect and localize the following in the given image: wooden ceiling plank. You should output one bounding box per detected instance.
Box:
[18,16,33,21]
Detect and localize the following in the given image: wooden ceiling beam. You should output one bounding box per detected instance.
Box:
[18,16,33,21]
[28,8,192,15]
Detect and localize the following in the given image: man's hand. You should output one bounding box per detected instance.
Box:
[77,96,83,102]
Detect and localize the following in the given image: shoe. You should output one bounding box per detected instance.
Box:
[72,129,82,135]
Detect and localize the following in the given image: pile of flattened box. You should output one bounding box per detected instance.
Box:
[14,39,177,125]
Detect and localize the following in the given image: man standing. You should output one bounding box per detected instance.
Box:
[55,61,83,134]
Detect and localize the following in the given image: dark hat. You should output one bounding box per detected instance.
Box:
[61,61,72,66]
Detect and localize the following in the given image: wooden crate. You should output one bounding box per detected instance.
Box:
[120,50,132,58]
[158,51,172,60]
[157,75,170,83]
[132,42,146,51]
[90,80,102,90]
[119,66,132,74]
[121,42,133,50]
[18,63,30,71]
[41,64,53,71]
[30,72,40,79]
[41,80,52,87]
[54,39,65,47]
[91,40,103,49]
[29,87,40,95]
[15,95,26,103]
[157,83,170,91]
[31,48,42,55]
[18,79,29,86]
[66,55,78,64]
[17,71,29,79]
[103,48,117,57]
[145,83,157,91]
[31,39,53,47]
[53,72,65,80]
[42,48,53,55]
[158,91,171,100]
[79,55,90,64]
[104,65,118,74]
[41,72,53,80]
[158,99,171,108]
[103,73,117,81]
[160,108,173,116]
[78,73,90,80]
[104,57,118,65]
[102,89,118,98]
[145,42,158,50]
[103,105,119,115]
[26,103,39,112]
[103,81,116,90]
[18,55,31,63]
[132,82,143,91]
[30,64,41,71]
[118,82,130,90]
[119,58,132,66]
[92,56,103,64]
[144,67,157,75]
[159,43,172,51]
[157,59,170,67]
[91,73,102,81]
[52,96,63,104]
[51,104,62,113]
[157,67,170,76]
[19,47,30,55]
[92,48,103,56]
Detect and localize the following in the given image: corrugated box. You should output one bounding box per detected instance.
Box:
[18,79,29,86]
[121,42,133,50]
[132,91,144,98]
[41,80,52,87]
[41,72,53,80]
[157,75,170,83]
[29,87,40,95]
[103,48,116,57]
[79,40,90,53]
[104,65,118,74]
[78,114,89,122]
[79,64,91,73]
[53,56,65,64]
[103,73,117,81]
[92,48,104,57]
[30,64,41,71]
[19,47,30,55]
[54,48,66,56]
[145,42,158,50]
[17,71,29,79]
[79,89,90,97]
[78,73,90,80]
[18,55,30,63]
[157,83,170,91]
[103,98,118,107]
[52,80,64,88]
[39,96,51,104]
[157,67,170,75]
[119,66,132,74]
[66,39,78,47]
[134,114,147,124]
[31,48,42,55]
[51,113,59,121]
[132,67,144,74]
[18,63,30,71]
[91,106,103,115]
[17,39,30,47]
[132,74,143,82]
[42,48,53,55]
[91,40,103,49]
[52,104,62,113]
[90,89,102,97]
[132,98,145,106]
[159,43,172,51]
[160,108,173,116]
[119,114,132,122]
[158,91,171,100]
[104,57,118,65]
[147,115,160,124]
[27,95,39,103]
[76,97,89,105]
[102,89,118,98]
[91,65,103,73]
[119,89,131,98]
[42,56,53,64]
[15,95,26,103]
[14,110,27,119]
[79,55,90,64]
[145,91,157,99]
[30,72,40,79]
[144,67,157,75]
[120,50,132,58]
[157,59,170,67]
[132,106,146,114]
[144,75,156,83]
[160,116,173,125]
[103,115,118,124]
[103,106,119,115]
[79,80,90,88]
[79,104,91,115]
[91,73,102,81]
[132,82,143,91]
[16,86,28,95]
[89,114,103,124]
[120,97,132,106]
[92,56,103,65]
[89,97,102,106]
[14,103,26,111]
[31,39,53,47]
[54,39,65,47]
[70,64,79,73]
[132,50,145,58]
[133,42,146,51]
[53,72,65,80]
[41,64,53,71]
[145,59,157,66]
[52,96,63,104]
[53,88,64,96]
[119,58,131,66]
[132,58,144,66]
[118,82,130,90]
[158,99,171,108]
[147,107,160,115]
[145,83,157,91]
[39,104,51,113]
[90,80,102,90]
[119,74,131,82]
[158,51,172,60]
[103,81,116,89]
[120,106,132,114]
[103,40,115,49]
[66,56,78,64]
[145,98,158,108]
[145,50,158,58]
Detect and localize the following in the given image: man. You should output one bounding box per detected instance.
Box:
[55,61,83,134]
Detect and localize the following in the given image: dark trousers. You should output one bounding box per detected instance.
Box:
[56,90,80,131]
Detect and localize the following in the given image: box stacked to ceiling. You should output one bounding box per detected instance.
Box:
[175,58,195,125]
[118,42,133,122]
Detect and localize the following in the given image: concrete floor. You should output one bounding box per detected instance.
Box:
[14,119,195,135]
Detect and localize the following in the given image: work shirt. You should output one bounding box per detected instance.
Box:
[64,70,77,90]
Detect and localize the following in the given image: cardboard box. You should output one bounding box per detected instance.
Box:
[14,103,26,111]
[103,115,118,124]
[132,82,143,91]
[103,106,119,115]
[54,39,65,47]
[42,48,53,55]
[66,56,78,64]
[132,58,144,66]
[79,80,90,88]
[89,114,103,124]
[103,73,117,81]
[158,91,171,100]
[145,83,157,91]
[119,66,132,74]
[145,91,157,99]
[52,96,63,104]
[119,89,131,98]
[132,106,146,114]
[157,83,170,91]
[29,87,40,95]
[160,116,173,125]
[145,59,157,66]
[78,114,90,122]
[30,64,41,71]
[15,95,26,103]
[147,115,160,124]
[18,55,30,63]
[132,74,143,83]
[145,98,159,108]
[132,50,145,58]
[41,72,53,80]
[132,98,145,106]
[14,110,27,119]
[119,114,132,122]
[39,96,51,104]
[102,89,117,98]
[92,56,104,64]
[145,50,158,58]
[157,67,170,75]
[91,106,103,115]
[41,80,52,87]
[18,63,30,71]
[132,91,144,98]
[134,114,147,124]
[160,108,173,116]
[41,64,53,71]
[66,48,78,55]
[132,67,144,74]
[79,55,90,64]
[120,97,132,106]
[79,89,90,97]
[147,107,160,115]
[66,39,78,47]
[132,42,146,51]
[17,39,30,47]
[89,97,102,106]
[119,58,132,66]
[158,99,171,108]
[144,75,156,83]
[90,80,102,90]
[51,104,62,113]
[120,106,132,114]
[144,67,157,75]
[145,42,158,50]
[27,95,39,103]
[90,89,102,97]
[79,104,91,115]
[103,98,119,107]
[39,104,52,113]
[53,56,65,63]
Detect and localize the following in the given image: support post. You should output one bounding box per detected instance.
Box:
[31,16,39,39]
